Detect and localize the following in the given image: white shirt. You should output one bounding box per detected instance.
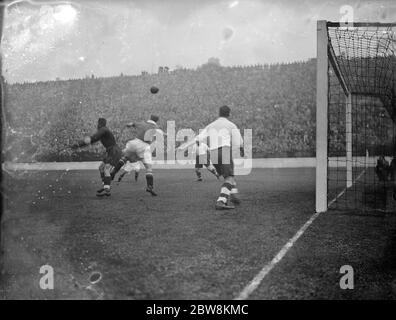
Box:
[196,117,243,151]
[192,142,209,156]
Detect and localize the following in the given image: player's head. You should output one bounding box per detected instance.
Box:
[98,118,107,129]
[219,105,230,118]
[196,140,200,146]
[150,115,159,123]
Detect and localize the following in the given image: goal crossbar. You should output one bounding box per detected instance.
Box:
[327,22,396,28]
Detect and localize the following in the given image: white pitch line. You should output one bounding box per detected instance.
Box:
[235,168,367,300]
[235,210,321,300]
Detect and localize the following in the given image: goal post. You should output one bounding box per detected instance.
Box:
[346,93,353,189]
[316,20,396,213]
[315,20,328,213]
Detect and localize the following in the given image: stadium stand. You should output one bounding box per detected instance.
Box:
[5,59,317,162]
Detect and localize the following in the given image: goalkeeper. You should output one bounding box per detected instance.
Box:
[71,118,122,197]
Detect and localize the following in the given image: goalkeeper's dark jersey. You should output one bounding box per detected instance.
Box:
[90,126,117,150]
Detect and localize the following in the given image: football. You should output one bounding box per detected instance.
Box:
[150,86,159,94]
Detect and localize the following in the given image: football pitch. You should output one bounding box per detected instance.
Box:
[1,168,395,299]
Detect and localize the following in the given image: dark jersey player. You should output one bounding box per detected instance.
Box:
[71,118,122,197]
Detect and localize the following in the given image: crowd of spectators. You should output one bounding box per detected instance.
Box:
[2,58,328,162]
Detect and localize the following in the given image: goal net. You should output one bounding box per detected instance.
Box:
[316,21,396,213]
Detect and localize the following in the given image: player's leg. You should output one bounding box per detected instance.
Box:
[118,161,134,182]
[195,159,203,181]
[229,176,240,205]
[204,151,219,179]
[120,161,140,182]
[104,163,113,195]
[99,162,105,181]
[111,141,135,179]
[141,144,157,196]
[134,162,141,181]
[217,172,239,206]
[195,167,202,181]
[204,163,219,179]
[98,145,122,196]
[225,156,240,204]
[215,176,235,210]
[111,156,127,179]
[97,162,112,197]
[143,163,156,196]
[213,147,235,210]
[195,154,203,181]
[117,168,128,182]
[97,162,106,194]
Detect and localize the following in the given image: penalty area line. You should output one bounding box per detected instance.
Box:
[235,169,366,300]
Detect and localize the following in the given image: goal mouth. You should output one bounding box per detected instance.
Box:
[316,21,396,213]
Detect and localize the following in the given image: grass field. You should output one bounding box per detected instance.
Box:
[1,168,395,299]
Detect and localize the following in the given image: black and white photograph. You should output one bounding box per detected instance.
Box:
[0,0,395,303]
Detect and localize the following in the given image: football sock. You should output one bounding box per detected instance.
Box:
[103,176,111,189]
[217,182,233,203]
[230,182,238,196]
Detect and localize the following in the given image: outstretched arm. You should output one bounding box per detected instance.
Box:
[177,127,208,151]
[71,136,91,149]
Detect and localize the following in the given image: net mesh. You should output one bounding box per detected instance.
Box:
[327,23,396,213]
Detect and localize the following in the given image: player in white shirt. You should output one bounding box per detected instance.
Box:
[192,140,219,181]
[193,105,244,210]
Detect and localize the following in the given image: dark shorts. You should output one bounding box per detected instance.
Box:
[103,145,122,167]
[210,147,234,178]
[195,153,210,169]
